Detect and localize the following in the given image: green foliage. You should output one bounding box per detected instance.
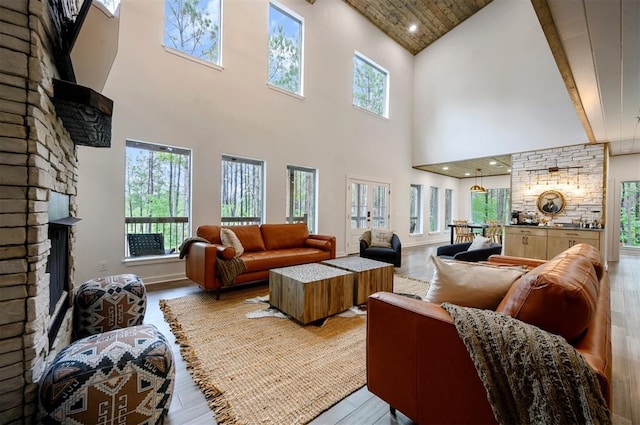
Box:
[471,188,510,224]
[353,55,386,115]
[620,181,640,247]
[221,158,263,219]
[164,0,220,64]
[125,147,190,221]
[268,25,301,93]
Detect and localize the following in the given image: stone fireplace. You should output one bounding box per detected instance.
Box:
[0,1,112,422]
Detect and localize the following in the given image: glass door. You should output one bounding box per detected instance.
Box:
[346,178,390,254]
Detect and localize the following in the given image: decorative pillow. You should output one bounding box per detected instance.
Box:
[370,229,394,248]
[359,230,371,246]
[220,228,244,257]
[425,256,526,310]
[468,235,492,251]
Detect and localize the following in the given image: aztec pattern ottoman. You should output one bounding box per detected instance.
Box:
[74,273,147,339]
[39,324,175,425]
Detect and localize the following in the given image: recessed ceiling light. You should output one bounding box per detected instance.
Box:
[489,161,497,165]
[409,24,417,32]
[442,166,449,170]
[464,172,471,176]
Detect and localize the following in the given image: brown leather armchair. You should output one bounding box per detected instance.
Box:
[366,244,611,424]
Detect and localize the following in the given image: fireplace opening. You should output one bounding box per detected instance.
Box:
[46,223,70,349]
[46,192,80,348]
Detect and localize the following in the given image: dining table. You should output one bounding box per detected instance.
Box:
[446,223,489,244]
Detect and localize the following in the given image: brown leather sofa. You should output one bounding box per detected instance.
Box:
[183,223,336,298]
[366,243,611,424]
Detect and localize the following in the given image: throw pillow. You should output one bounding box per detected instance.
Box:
[468,235,492,251]
[425,256,526,310]
[220,228,244,257]
[370,229,394,248]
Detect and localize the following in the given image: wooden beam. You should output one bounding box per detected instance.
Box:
[530,0,596,144]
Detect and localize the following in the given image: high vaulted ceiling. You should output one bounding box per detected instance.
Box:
[306,0,640,179]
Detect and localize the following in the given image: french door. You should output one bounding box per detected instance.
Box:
[346,177,391,254]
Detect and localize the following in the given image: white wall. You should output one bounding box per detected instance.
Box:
[412,0,588,166]
[607,153,640,261]
[75,0,458,284]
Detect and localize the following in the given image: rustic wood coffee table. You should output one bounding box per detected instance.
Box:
[269,263,354,325]
[322,256,394,305]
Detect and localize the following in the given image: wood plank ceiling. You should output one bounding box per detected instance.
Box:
[340,0,493,55]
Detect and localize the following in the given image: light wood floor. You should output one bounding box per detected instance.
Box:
[145,244,640,425]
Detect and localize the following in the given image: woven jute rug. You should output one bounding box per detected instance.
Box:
[160,274,428,425]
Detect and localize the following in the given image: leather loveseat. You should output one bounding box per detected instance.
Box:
[183,223,336,298]
[366,243,611,424]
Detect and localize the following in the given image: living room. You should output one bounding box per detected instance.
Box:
[1,0,639,423]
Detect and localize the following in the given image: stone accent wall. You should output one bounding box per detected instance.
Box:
[1,1,78,423]
[511,144,606,225]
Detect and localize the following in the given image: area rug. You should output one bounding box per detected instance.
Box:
[159,274,428,425]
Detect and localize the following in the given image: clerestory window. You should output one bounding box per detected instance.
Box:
[164,0,222,66]
[353,51,389,117]
[268,1,304,95]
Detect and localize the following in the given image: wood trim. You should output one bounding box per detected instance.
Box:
[530,0,596,144]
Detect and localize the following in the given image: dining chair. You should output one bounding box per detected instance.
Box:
[486,220,502,244]
[453,220,474,243]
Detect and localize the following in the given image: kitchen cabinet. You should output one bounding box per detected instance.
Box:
[546,229,602,259]
[505,226,604,261]
[504,227,548,260]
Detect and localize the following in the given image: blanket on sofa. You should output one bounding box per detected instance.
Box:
[442,303,611,425]
[179,237,247,286]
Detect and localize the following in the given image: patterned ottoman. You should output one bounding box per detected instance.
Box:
[39,324,175,425]
[74,273,146,339]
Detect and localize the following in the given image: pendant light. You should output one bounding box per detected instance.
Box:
[470,169,487,193]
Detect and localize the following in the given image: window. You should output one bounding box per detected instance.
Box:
[164,0,222,65]
[429,187,439,232]
[471,188,510,224]
[221,155,264,225]
[286,165,316,233]
[353,52,389,117]
[444,189,453,229]
[620,181,640,247]
[96,0,119,13]
[409,184,422,234]
[268,2,303,95]
[125,140,191,257]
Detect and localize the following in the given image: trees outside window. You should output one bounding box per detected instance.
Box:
[268,2,303,95]
[125,140,191,256]
[221,155,264,224]
[444,188,453,229]
[286,165,316,233]
[353,52,388,117]
[471,188,510,224]
[620,181,640,247]
[429,186,439,232]
[409,184,422,234]
[164,0,222,65]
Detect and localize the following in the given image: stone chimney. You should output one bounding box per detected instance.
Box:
[1,1,81,422]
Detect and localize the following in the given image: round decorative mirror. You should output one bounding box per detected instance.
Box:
[537,190,565,216]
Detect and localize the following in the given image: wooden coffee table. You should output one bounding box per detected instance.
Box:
[269,263,354,325]
[322,257,394,305]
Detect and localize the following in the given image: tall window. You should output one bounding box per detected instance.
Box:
[221,155,264,225]
[445,189,453,228]
[164,0,222,65]
[471,188,510,224]
[353,52,389,117]
[96,0,119,13]
[620,181,640,247]
[125,140,191,257]
[268,2,303,95]
[286,165,316,233]
[429,186,439,232]
[409,184,422,234]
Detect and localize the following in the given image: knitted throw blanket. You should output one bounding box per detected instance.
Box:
[217,256,247,287]
[442,303,611,425]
